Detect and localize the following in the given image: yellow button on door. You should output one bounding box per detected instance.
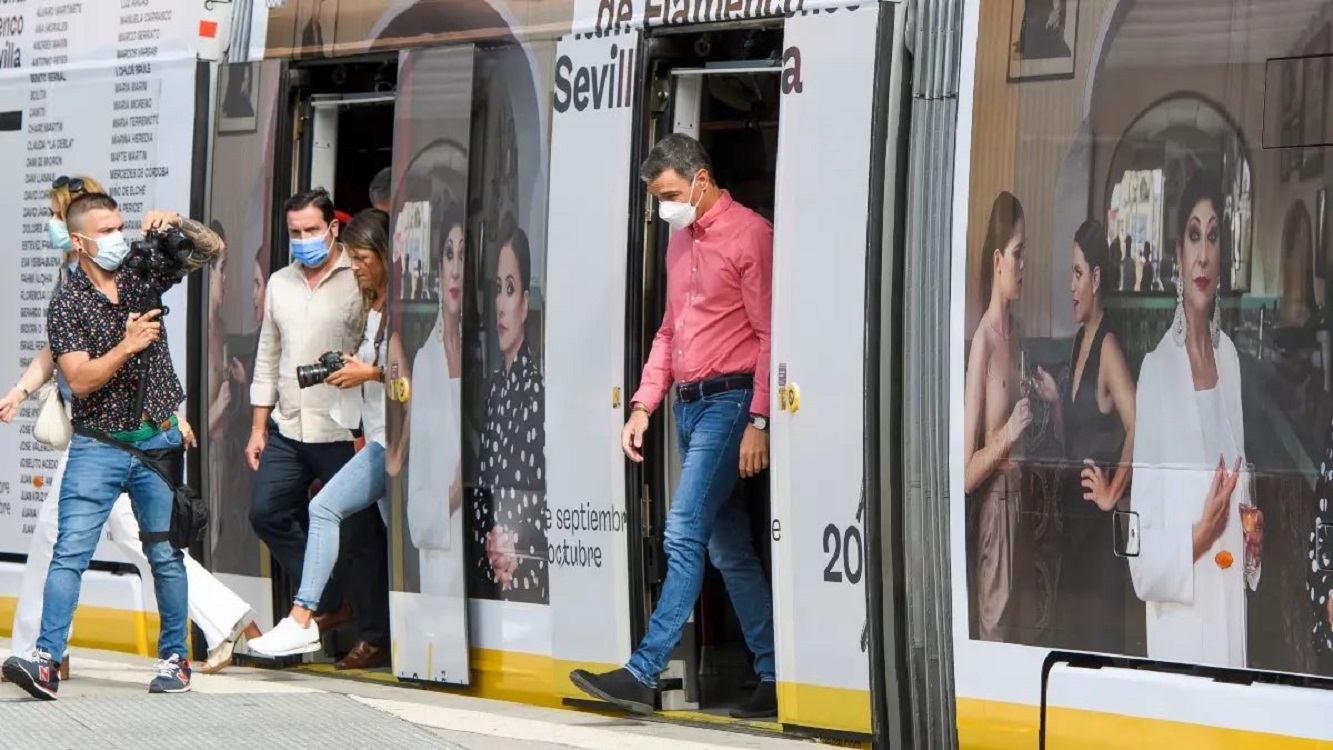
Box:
[391,377,411,403]
[781,382,801,413]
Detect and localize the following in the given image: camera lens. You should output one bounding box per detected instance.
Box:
[296,363,329,389]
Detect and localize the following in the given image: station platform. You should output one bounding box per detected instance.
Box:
[0,641,828,750]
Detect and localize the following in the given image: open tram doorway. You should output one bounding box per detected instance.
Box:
[245,55,398,671]
[628,21,783,720]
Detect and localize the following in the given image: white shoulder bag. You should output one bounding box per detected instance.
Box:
[33,379,72,450]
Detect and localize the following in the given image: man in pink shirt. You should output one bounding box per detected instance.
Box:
[570,133,776,719]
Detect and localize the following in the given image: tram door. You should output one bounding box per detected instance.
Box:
[278,57,401,668]
[633,22,786,716]
[634,4,891,734]
[202,60,291,646]
[765,6,886,735]
[546,27,640,698]
[382,46,478,685]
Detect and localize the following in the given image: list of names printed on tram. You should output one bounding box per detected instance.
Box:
[23,0,188,71]
[108,3,167,237]
[14,61,72,532]
[115,0,178,67]
[5,0,176,539]
[28,2,80,70]
[0,0,198,557]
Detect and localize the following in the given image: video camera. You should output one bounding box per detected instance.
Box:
[124,226,196,286]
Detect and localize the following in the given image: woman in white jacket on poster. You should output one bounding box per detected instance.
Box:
[2,176,256,677]
[1129,174,1263,668]
[398,205,466,597]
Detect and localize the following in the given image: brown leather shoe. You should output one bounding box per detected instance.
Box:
[313,602,353,632]
[335,641,387,670]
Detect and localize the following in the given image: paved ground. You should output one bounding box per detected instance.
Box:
[0,640,829,750]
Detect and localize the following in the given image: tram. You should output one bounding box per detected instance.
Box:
[1,0,1332,748]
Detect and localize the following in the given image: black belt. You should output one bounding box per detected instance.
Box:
[675,373,753,403]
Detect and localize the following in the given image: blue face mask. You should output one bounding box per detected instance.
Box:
[291,228,331,268]
[80,231,131,272]
[48,218,72,252]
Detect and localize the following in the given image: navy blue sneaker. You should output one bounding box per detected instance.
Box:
[2,651,60,700]
[148,654,192,694]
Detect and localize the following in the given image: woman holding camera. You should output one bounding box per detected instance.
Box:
[1,175,256,677]
[248,208,395,658]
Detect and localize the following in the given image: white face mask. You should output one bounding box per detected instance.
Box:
[658,173,703,232]
[78,231,131,272]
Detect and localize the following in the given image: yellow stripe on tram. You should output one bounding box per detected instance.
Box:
[957,698,1330,750]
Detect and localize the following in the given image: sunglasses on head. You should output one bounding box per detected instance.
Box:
[52,176,86,194]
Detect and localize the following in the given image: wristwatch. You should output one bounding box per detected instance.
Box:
[748,414,768,431]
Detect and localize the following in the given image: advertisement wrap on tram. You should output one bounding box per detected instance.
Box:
[951,0,1333,745]
[218,0,894,739]
[0,0,903,745]
[29,0,1333,746]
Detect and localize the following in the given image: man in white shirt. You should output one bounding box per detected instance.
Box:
[246,188,390,668]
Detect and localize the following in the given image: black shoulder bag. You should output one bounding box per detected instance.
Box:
[72,328,209,551]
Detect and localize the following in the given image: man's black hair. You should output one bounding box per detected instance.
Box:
[284,188,336,223]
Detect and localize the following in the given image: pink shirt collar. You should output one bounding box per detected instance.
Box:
[688,189,735,237]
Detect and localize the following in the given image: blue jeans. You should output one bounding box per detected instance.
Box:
[250,421,390,645]
[38,428,188,662]
[625,388,776,687]
[293,442,387,611]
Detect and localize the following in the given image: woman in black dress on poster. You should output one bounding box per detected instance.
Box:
[469,226,549,605]
[1041,220,1140,653]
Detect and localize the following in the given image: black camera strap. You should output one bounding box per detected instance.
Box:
[72,424,181,489]
[371,305,389,368]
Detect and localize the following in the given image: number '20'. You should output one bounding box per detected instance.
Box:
[822,523,863,584]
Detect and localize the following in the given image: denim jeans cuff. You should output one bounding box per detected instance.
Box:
[623,663,656,689]
[293,597,319,612]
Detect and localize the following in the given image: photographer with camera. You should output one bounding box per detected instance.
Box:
[247,189,390,669]
[249,209,399,658]
[1,176,255,684]
[2,194,222,700]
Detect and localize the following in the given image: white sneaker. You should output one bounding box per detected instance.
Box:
[247,617,321,657]
[201,615,255,674]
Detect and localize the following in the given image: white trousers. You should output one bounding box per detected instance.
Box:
[10,450,253,655]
